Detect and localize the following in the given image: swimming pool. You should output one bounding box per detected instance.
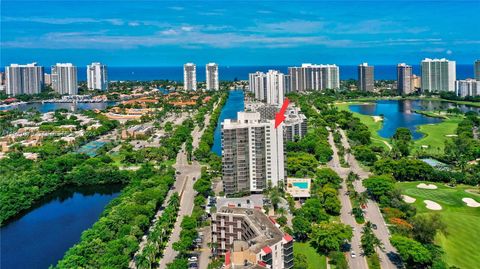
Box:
[292,182,309,189]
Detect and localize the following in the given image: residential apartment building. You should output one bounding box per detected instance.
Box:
[421,58,456,92]
[87,62,108,91]
[248,70,286,106]
[222,111,285,194]
[475,60,480,81]
[44,73,52,86]
[358,63,374,92]
[5,63,44,96]
[183,63,197,91]
[206,63,219,90]
[456,79,480,97]
[51,63,78,95]
[212,206,294,269]
[397,63,413,95]
[265,70,285,106]
[249,71,267,101]
[0,72,4,85]
[284,104,307,142]
[412,75,421,90]
[288,63,339,91]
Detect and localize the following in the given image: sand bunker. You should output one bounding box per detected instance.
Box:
[417,183,438,189]
[402,195,416,203]
[372,116,383,122]
[424,200,442,210]
[462,198,480,208]
[445,134,458,137]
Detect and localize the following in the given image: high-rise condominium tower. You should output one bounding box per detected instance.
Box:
[456,79,480,97]
[249,71,267,101]
[421,58,456,92]
[5,63,44,96]
[397,63,413,95]
[475,60,480,81]
[206,63,219,90]
[51,63,78,95]
[288,63,339,91]
[87,62,108,91]
[222,111,285,194]
[358,63,374,92]
[249,70,286,106]
[183,63,197,91]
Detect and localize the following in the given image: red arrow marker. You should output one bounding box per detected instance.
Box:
[275,98,290,128]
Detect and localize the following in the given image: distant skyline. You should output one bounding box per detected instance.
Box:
[1,0,479,66]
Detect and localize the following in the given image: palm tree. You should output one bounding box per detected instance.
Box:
[276,207,287,217]
[143,243,157,265]
[135,253,151,269]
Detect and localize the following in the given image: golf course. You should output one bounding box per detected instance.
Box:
[397,182,480,269]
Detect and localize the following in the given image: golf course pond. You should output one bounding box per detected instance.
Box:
[349,99,479,140]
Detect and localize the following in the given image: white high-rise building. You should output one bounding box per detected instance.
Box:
[51,63,78,95]
[183,63,197,91]
[456,79,480,97]
[249,71,267,101]
[266,70,285,106]
[249,70,286,106]
[358,63,375,92]
[222,111,285,194]
[205,63,219,90]
[288,63,339,91]
[397,63,413,95]
[5,63,44,96]
[421,58,456,92]
[87,62,108,91]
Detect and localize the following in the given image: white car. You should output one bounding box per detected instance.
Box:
[351,251,356,258]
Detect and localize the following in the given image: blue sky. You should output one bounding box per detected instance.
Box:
[1,0,479,66]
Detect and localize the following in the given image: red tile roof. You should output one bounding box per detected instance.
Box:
[283,233,293,242]
[262,246,272,254]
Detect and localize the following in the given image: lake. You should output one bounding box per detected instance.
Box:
[349,100,449,140]
[212,90,245,155]
[0,101,116,112]
[0,185,122,269]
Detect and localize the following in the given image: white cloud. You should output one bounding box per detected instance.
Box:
[446,49,453,55]
[128,22,140,27]
[181,26,194,32]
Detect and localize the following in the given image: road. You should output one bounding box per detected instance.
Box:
[338,129,402,269]
[327,131,368,269]
[160,105,217,269]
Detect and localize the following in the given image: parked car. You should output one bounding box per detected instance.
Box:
[372,224,378,230]
[351,251,356,258]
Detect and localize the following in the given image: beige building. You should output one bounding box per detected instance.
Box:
[212,206,293,269]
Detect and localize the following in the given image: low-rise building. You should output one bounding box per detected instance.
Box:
[456,79,480,97]
[212,206,293,269]
[121,125,154,139]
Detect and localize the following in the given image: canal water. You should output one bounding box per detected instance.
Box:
[212,90,245,156]
[349,99,479,140]
[0,185,122,269]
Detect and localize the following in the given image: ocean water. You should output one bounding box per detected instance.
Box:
[2,65,473,82]
[82,65,475,81]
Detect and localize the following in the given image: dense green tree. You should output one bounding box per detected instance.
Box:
[363,175,396,201]
[391,235,432,267]
[411,214,447,244]
[310,222,353,254]
[293,253,308,269]
[361,222,383,256]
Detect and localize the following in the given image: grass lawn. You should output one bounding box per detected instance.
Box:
[413,116,462,155]
[335,102,391,151]
[293,242,327,269]
[397,182,480,269]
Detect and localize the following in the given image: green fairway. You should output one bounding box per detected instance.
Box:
[293,242,327,269]
[335,102,391,150]
[413,116,462,155]
[397,182,480,269]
